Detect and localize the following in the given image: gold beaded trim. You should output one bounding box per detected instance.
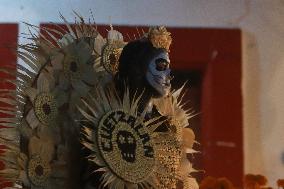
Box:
[27,155,51,186]
[102,42,124,75]
[34,92,57,125]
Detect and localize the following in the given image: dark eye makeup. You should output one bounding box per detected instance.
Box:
[155,58,169,71]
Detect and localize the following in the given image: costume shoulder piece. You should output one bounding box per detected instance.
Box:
[0,13,198,189]
[152,86,199,189]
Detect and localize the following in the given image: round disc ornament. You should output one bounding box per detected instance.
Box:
[34,93,58,125]
[27,155,51,186]
[97,110,156,183]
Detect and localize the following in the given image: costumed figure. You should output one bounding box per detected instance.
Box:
[0,13,198,189]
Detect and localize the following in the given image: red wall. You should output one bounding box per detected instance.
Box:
[0,24,18,189]
[169,27,243,186]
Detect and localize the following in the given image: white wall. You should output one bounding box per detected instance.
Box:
[1,0,284,187]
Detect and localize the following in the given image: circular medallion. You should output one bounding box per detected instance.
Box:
[102,43,123,75]
[97,110,155,183]
[34,93,57,125]
[27,155,51,186]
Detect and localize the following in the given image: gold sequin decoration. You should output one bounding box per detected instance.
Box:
[102,42,123,75]
[154,133,182,189]
[27,155,51,186]
[97,110,156,183]
[34,93,58,125]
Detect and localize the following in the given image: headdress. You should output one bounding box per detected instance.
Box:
[148,26,172,51]
[102,26,172,75]
[102,27,125,75]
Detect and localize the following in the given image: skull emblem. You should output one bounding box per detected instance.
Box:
[116,131,137,163]
[146,51,171,97]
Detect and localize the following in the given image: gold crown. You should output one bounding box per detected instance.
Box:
[148,26,172,51]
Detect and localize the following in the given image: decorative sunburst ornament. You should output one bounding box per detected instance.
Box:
[24,70,67,128]
[102,43,124,75]
[97,109,155,183]
[79,85,163,188]
[102,28,126,75]
[0,134,67,189]
[27,155,52,186]
[34,92,58,125]
[56,39,99,96]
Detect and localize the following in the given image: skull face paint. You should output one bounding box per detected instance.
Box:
[117,131,137,163]
[146,51,171,97]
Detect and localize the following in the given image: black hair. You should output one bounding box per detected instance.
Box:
[114,39,166,111]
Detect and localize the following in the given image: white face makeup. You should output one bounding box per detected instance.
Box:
[146,51,171,97]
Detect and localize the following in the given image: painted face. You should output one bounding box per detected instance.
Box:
[146,51,171,97]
